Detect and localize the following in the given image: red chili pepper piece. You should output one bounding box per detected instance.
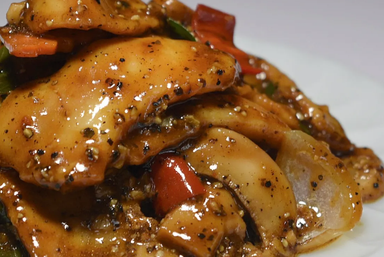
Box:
[151,154,206,216]
[192,4,263,75]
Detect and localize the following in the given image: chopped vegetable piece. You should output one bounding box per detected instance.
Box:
[192,4,263,75]
[0,46,12,94]
[167,18,196,41]
[264,82,276,97]
[299,120,312,135]
[0,46,10,63]
[151,154,206,215]
[0,33,58,58]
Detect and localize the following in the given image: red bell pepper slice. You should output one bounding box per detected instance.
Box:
[192,4,263,75]
[151,154,206,216]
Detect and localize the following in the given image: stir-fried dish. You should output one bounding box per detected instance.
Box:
[0,0,382,256]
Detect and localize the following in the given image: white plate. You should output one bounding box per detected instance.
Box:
[1,1,384,256]
[237,37,384,257]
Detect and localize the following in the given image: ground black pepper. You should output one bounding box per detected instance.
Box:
[51,152,59,159]
[197,233,206,239]
[174,87,184,96]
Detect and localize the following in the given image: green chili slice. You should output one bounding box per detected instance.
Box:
[0,47,10,64]
[264,82,276,97]
[299,120,312,135]
[0,46,14,95]
[167,18,196,42]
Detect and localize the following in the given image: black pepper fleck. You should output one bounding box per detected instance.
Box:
[62,222,72,231]
[111,150,120,161]
[197,233,206,239]
[86,148,97,161]
[198,78,206,87]
[174,87,184,96]
[66,175,74,183]
[163,94,170,101]
[37,149,45,155]
[143,145,150,155]
[82,127,95,138]
[152,98,162,107]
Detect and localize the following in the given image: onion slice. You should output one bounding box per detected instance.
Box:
[275,130,362,252]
